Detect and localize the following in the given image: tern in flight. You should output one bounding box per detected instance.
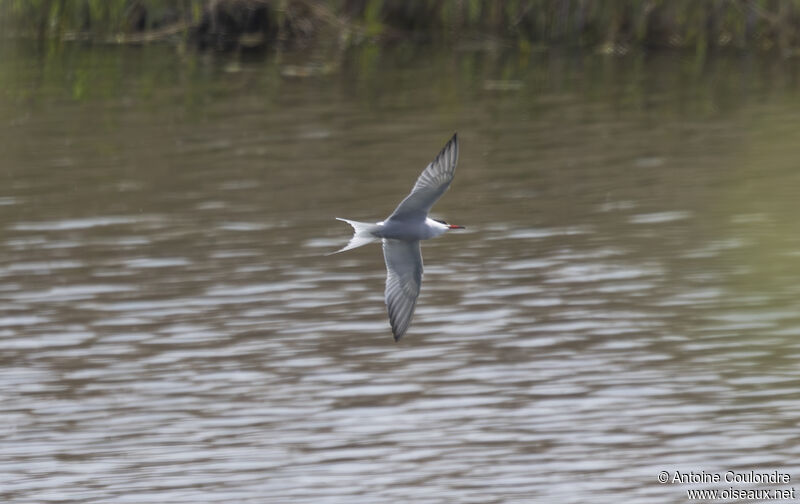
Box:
[330,133,464,341]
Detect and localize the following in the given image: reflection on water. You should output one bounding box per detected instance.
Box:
[2,42,800,502]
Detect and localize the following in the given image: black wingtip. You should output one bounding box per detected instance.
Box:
[445,132,458,163]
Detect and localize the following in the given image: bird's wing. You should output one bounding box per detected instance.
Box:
[382,239,423,341]
[387,133,459,221]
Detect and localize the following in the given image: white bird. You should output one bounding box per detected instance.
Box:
[330,133,464,341]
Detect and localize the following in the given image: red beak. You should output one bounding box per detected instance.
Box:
[448,224,465,229]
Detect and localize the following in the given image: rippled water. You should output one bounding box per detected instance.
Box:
[2,43,800,502]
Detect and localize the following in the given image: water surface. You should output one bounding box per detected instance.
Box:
[2,43,800,503]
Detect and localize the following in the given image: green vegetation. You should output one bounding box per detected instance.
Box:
[3,0,800,52]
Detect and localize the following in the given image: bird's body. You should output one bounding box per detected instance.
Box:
[380,217,451,241]
[330,133,463,341]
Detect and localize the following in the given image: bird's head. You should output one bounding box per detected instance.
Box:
[433,218,465,230]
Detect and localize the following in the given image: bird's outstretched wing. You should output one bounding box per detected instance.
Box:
[382,239,423,341]
[387,133,459,222]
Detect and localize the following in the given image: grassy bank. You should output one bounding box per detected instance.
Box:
[2,0,800,53]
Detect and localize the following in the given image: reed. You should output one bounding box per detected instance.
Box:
[2,0,800,52]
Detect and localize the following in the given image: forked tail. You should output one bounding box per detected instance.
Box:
[327,218,380,255]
